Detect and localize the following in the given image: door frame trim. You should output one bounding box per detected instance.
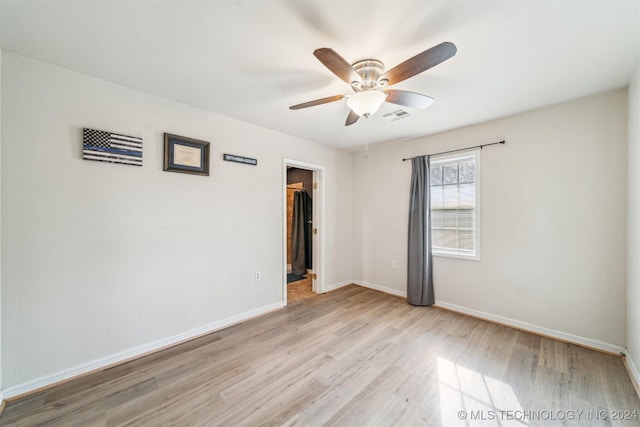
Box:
[282,159,325,305]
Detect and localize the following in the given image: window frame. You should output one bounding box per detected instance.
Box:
[429,149,481,261]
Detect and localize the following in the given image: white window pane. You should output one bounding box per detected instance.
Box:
[458,231,475,250]
[442,230,458,248]
[443,164,458,184]
[458,209,475,229]
[443,185,459,208]
[430,166,443,185]
[459,183,475,208]
[430,186,444,209]
[432,229,443,247]
[432,209,443,228]
[430,153,479,259]
[442,210,457,228]
[459,161,475,183]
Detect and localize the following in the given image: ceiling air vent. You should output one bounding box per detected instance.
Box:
[382,109,411,122]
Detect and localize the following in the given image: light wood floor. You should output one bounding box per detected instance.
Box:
[2,285,639,426]
[287,276,314,304]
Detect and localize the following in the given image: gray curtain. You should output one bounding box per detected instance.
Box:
[407,155,434,306]
[291,190,307,275]
[303,192,313,269]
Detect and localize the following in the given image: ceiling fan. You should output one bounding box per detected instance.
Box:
[289,42,457,126]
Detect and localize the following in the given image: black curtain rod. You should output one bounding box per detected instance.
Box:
[402,140,506,162]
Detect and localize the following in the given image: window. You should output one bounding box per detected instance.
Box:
[430,150,481,260]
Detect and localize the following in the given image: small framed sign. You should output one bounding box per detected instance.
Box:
[223,153,257,166]
[163,133,210,176]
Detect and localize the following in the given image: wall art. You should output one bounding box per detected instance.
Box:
[163,133,210,176]
[83,128,143,166]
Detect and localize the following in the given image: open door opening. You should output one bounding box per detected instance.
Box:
[283,159,324,305]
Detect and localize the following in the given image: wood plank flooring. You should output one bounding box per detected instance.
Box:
[287,276,314,304]
[1,285,639,426]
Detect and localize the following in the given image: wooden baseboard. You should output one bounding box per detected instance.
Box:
[0,399,7,418]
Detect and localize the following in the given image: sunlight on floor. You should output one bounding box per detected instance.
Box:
[438,357,526,426]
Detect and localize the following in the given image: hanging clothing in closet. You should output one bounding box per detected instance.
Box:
[291,189,313,275]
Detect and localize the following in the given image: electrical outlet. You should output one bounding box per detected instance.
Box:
[392,260,398,269]
[255,271,261,281]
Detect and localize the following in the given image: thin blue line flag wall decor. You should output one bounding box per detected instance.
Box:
[83,128,143,167]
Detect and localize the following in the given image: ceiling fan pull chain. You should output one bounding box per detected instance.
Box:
[365,116,369,159]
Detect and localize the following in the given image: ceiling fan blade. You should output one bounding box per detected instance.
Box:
[345,109,360,126]
[289,94,345,110]
[384,90,434,109]
[314,48,361,86]
[380,42,457,86]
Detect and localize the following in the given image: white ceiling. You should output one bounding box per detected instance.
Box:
[2,0,639,151]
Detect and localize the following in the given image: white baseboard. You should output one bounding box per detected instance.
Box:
[627,352,640,381]
[352,279,624,355]
[352,280,407,298]
[4,281,628,400]
[324,280,407,296]
[624,351,640,396]
[3,301,285,400]
[323,280,352,293]
[435,300,625,355]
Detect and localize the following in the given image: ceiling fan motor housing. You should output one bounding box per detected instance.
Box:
[351,59,388,91]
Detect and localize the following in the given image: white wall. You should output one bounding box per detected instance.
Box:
[628,64,640,377]
[0,48,632,397]
[0,52,353,393]
[0,46,3,401]
[353,89,628,348]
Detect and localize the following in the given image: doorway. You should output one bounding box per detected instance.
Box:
[282,159,324,305]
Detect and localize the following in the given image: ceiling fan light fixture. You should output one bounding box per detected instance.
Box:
[347,90,386,118]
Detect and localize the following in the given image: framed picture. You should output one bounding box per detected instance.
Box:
[163,133,210,176]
